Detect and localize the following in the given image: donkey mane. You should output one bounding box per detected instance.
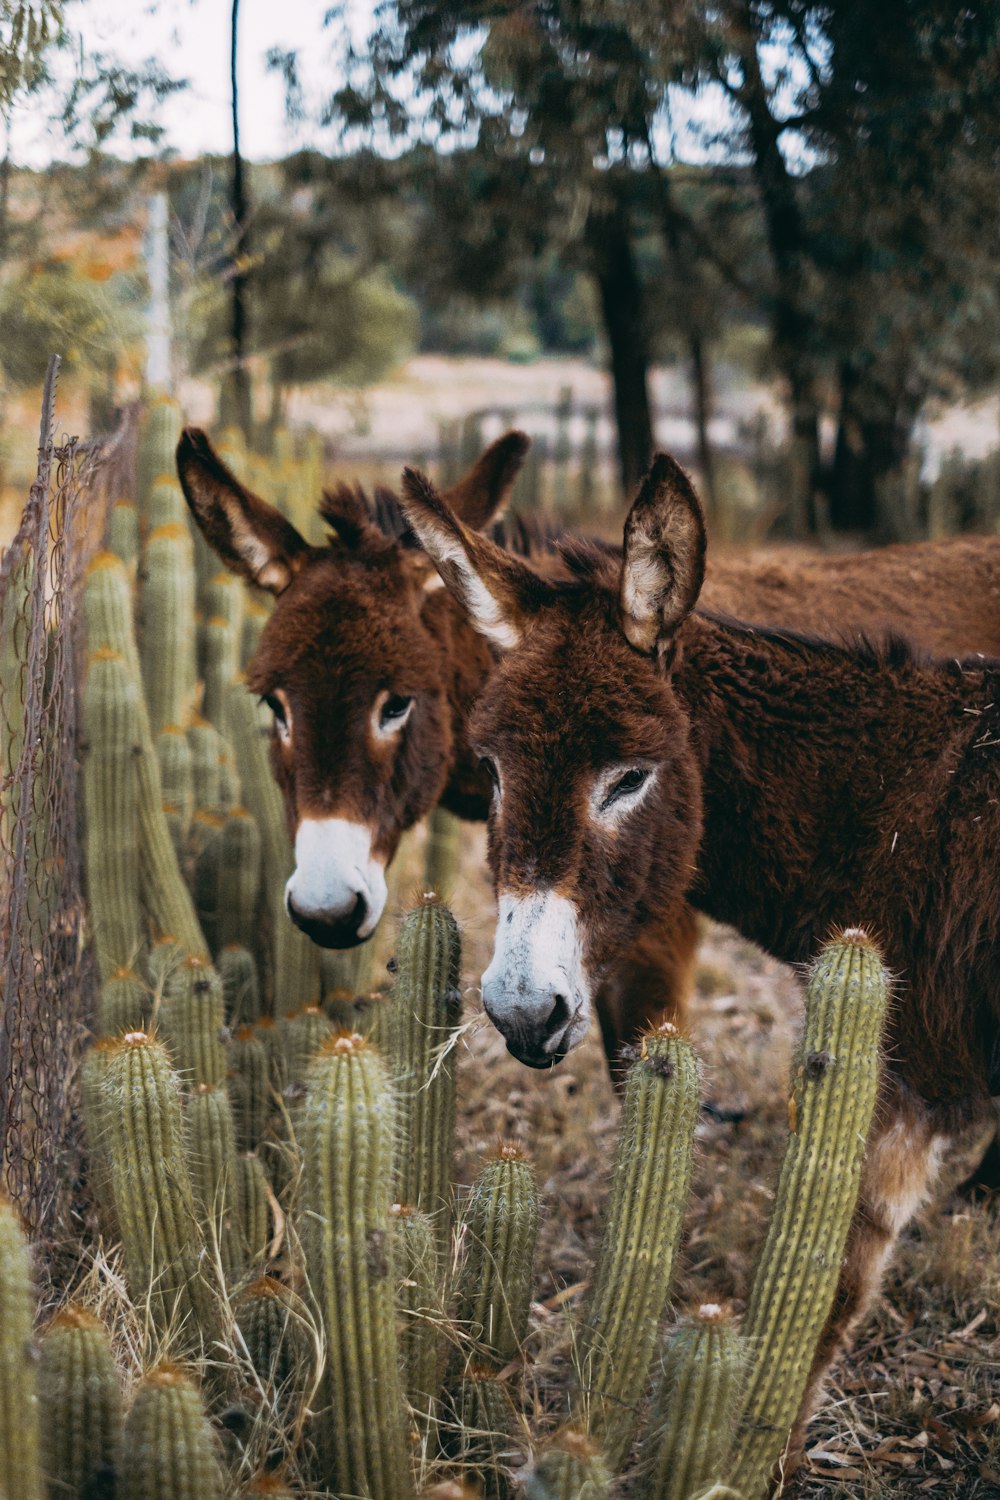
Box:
[697,611,937,672]
[318,480,565,560]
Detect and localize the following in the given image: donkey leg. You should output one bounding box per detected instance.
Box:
[784,1085,947,1475]
[595,900,700,1080]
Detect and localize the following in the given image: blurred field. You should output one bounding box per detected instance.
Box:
[442,826,1000,1496]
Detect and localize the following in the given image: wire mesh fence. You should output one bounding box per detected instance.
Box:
[0,362,133,1249]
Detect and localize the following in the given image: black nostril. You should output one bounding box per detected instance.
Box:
[545,993,570,1039]
[286,890,370,949]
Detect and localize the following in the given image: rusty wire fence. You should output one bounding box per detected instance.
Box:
[0,361,135,1252]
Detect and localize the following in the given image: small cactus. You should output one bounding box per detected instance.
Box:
[298,1033,413,1498]
[234,1275,313,1409]
[454,1141,538,1370]
[390,1203,441,1426]
[82,649,142,982]
[525,1429,612,1500]
[237,1153,272,1264]
[283,1005,333,1087]
[38,1304,122,1499]
[386,898,462,1256]
[448,1364,515,1500]
[160,957,226,1086]
[0,1195,41,1499]
[229,1024,271,1151]
[730,931,890,1500]
[578,1023,701,1468]
[119,1363,224,1500]
[640,1304,746,1500]
[99,1032,214,1343]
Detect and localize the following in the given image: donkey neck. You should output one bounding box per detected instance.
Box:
[673,611,990,965]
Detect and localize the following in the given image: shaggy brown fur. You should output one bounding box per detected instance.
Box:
[178,428,1000,1067]
[398,453,1000,1462]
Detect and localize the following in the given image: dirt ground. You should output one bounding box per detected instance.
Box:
[441,826,1000,1497]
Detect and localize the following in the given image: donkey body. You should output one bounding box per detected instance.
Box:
[399,454,1000,1455]
[178,428,1000,1072]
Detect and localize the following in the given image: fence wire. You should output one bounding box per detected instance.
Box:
[0,364,133,1249]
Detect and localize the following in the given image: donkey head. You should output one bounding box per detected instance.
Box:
[177,427,527,949]
[399,456,706,1065]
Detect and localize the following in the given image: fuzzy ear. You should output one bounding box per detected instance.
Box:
[440,430,530,530]
[176,428,312,594]
[619,454,707,657]
[399,467,543,649]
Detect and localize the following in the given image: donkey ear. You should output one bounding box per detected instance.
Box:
[176,428,312,594]
[440,430,529,530]
[619,454,707,657]
[399,466,543,650]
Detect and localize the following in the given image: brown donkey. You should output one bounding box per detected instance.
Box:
[399,454,1000,1449]
[178,428,1000,1073]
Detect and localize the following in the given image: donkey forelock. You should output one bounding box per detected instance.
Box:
[177,426,530,949]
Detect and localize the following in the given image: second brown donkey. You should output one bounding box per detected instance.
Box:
[399,453,1000,1458]
[178,428,1000,1079]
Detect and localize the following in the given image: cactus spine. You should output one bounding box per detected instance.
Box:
[525,1430,612,1500]
[38,1305,122,1498]
[640,1305,745,1500]
[161,957,226,1086]
[82,649,142,981]
[730,931,889,1500]
[390,1203,441,1423]
[99,1032,213,1342]
[455,1141,538,1370]
[186,1083,244,1283]
[387,899,462,1253]
[298,1034,413,1498]
[579,1023,700,1468]
[119,1363,224,1500]
[0,1195,41,1499]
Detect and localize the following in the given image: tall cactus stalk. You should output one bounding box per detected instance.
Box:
[729,930,889,1500]
[186,1083,244,1283]
[119,1363,224,1500]
[237,1153,272,1264]
[161,957,226,1086]
[201,614,240,731]
[138,397,184,512]
[38,1305,122,1499]
[229,1024,270,1151]
[454,1141,539,1370]
[187,719,223,814]
[389,1203,441,1426]
[297,1034,413,1498]
[578,1023,701,1468]
[82,649,142,982]
[107,499,140,573]
[98,966,151,1036]
[220,944,263,1025]
[0,1194,41,1500]
[216,806,261,952]
[640,1305,746,1500]
[157,726,194,852]
[147,477,189,532]
[386,899,462,1256]
[141,522,196,733]
[98,1032,214,1344]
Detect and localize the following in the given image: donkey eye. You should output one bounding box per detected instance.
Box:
[603,767,649,808]
[480,756,500,789]
[380,694,414,727]
[261,693,291,743]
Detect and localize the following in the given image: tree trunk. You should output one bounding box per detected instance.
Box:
[585,190,654,499]
[689,330,717,517]
[830,363,918,538]
[225,0,253,439]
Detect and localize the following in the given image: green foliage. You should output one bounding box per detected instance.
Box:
[0,264,141,389]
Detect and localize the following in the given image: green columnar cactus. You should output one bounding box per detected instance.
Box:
[161,957,226,1086]
[139,398,183,510]
[38,1304,123,1498]
[424,806,462,896]
[226,679,320,1014]
[234,1276,312,1407]
[216,806,261,952]
[98,966,151,1035]
[217,743,240,811]
[455,1142,539,1370]
[192,812,225,950]
[99,1033,214,1343]
[80,1038,117,1218]
[254,1017,286,1092]
[229,1024,271,1152]
[202,570,245,643]
[157,726,193,851]
[186,1083,244,1283]
[219,943,263,1025]
[241,595,270,668]
[524,1430,612,1500]
[729,931,889,1500]
[298,1034,413,1498]
[0,1195,41,1500]
[450,1366,514,1500]
[146,936,184,997]
[284,1006,333,1085]
[119,1363,224,1500]
[84,553,208,959]
[201,614,239,730]
[640,1305,746,1500]
[107,499,140,573]
[147,477,189,531]
[142,522,196,733]
[386,898,462,1255]
[187,718,222,813]
[389,1203,441,1424]
[237,1153,272,1264]
[82,649,142,982]
[579,1023,701,1469]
